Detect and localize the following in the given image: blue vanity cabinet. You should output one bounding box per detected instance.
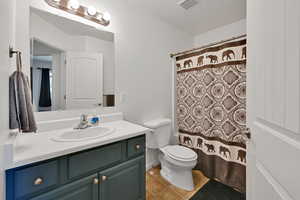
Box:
[67,142,125,180]
[9,160,59,199]
[29,174,99,200]
[100,156,145,200]
[127,136,146,159]
[6,135,146,200]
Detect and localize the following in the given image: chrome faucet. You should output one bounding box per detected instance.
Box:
[75,114,90,130]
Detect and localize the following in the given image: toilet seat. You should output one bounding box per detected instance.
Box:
[161,145,197,162]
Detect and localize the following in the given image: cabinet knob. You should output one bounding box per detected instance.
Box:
[34,177,43,186]
[102,176,107,181]
[93,178,99,185]
[135,144,141,150]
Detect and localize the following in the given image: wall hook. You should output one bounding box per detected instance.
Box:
[9,46,21,58]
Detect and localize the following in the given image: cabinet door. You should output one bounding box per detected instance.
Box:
[30,174,99,200]
[100,156,145,200]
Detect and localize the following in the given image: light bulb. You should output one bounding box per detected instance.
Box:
[69,0,80,10]
[87,6,97,16]
[102,12,111,21]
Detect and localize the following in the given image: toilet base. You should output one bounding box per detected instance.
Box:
[159,153,196,191]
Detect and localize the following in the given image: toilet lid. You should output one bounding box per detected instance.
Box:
[163,145,197,161]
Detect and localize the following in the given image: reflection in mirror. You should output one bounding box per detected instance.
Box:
[30,8,115,112]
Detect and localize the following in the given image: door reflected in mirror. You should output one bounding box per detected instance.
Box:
[30,8,115,112]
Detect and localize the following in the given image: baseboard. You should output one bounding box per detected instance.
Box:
[146,160,160,171]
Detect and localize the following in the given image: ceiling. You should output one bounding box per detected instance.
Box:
[127,0,246,36]
[33,39,61,56]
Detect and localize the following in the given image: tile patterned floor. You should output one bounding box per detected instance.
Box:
[146,167,209,200]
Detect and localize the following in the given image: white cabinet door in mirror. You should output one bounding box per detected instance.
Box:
[66,52,103,110]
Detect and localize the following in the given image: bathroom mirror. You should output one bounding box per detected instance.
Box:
[30,8,115,112]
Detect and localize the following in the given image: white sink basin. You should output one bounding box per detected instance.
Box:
[52,126,115,142]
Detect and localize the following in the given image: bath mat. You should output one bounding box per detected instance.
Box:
[190,180,246,200]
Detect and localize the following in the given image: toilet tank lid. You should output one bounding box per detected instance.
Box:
[143,118,171,129]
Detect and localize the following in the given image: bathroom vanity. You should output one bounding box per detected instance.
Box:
[5,118,149,200]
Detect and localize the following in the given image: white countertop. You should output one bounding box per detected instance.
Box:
[6,120,150,169]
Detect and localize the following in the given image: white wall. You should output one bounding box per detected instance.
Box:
[194,19,246,47]
[30,12,83,52]
[13,1,30,76]
[0,0,14,199]
[51,53,64,110]
[84,36,115,94]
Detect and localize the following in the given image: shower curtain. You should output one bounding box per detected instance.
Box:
[176,38,247,192]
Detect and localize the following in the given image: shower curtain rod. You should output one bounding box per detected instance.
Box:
[170,34,247,58]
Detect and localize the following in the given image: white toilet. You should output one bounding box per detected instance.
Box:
[144,118,198,191]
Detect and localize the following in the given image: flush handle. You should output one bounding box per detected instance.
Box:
[34,177,43,186]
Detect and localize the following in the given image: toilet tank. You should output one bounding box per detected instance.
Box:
[143,118,172,149]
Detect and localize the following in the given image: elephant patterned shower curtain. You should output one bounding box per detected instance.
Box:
[176,38,247,193]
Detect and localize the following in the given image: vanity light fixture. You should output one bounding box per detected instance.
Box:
[69,0,80,10]
[102,12,111,21]
[87,6,97,16]
[45,0,110,26]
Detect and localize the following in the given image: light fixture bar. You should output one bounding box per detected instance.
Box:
[44,0,110,26]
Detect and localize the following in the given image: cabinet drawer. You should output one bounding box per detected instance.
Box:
[30,174,98,200]
[127,136,145,158]
[68,143,123,179]
[14,160,59,199]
